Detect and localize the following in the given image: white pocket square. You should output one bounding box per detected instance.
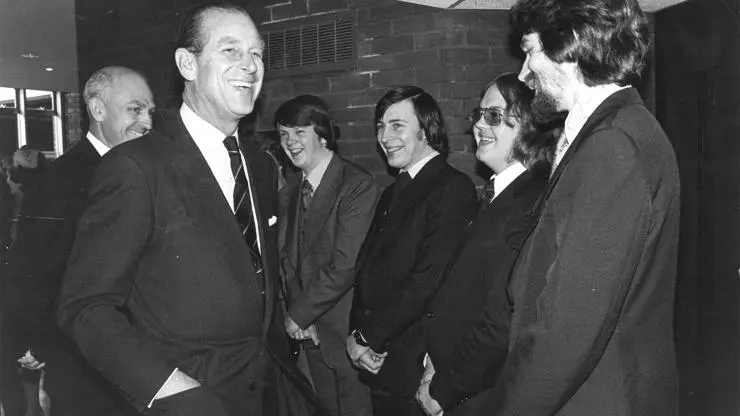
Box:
[268,216,277,226]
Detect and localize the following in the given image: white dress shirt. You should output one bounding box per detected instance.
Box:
[489,162,527,201]
[304,152,334,191]
[404,150,440,179]
[86,131,110,157]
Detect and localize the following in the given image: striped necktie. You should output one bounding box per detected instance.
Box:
[223,136,264,289]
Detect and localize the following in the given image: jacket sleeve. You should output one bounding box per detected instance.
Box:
[429,207,536,410]
[289,174,378,328]
[56,151,174,412]
[362,174,477,352]
[493,130,654,415]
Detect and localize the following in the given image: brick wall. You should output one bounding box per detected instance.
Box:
[256,0,521,186]
[74,0,522,187]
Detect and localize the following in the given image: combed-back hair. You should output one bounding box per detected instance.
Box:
[484,72,561,169]
[374,86,449,155]
[510,0,650,86]
[175,2,251,55]
[275,95,339,151]
[83,66,144,104]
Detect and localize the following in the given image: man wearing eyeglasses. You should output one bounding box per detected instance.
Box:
[416,72,560,416]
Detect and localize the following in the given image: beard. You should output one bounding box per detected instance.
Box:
[524,73,567,124]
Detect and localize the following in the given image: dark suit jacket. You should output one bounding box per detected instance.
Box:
[278,154,378,367]
[485,88,680,415]
[422,168,547,414]
[56,114,319,414]
[350,155,477,398]
[3,138,135,414]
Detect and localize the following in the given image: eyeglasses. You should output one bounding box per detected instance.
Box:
[468,107,505,126]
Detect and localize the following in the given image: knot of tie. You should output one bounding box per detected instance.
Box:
[481,177,496,204]
[223,135,240,154]
[301,179,314,211]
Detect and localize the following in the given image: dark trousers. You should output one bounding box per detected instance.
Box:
[302,342,372,416]
[370,389,425,416]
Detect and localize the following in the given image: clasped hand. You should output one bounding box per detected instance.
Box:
[284,316,320,345]
[345,334,387,374]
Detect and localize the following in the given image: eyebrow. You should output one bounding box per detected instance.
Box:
[385,118,407,124]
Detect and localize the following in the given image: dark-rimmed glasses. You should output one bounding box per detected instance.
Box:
[467,107,504,126]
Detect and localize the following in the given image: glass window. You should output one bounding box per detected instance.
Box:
[26,90,54,112]
[0,113,19,159]
[26,114,55,152]
[0,88,16,109]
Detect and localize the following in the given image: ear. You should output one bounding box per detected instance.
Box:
[175,48,198,81]
[88,97,106,122]
[320,138,327,148]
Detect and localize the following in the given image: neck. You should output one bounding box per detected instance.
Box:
[89,124,111,148]
[182,90,239,136]
[303,149,333,178]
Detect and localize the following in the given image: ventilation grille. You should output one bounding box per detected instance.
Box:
[263,11,356,77]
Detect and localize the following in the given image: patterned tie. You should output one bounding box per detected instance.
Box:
[552,130,570,174]
[223,136,264,290]
[480,177,496,208]
[301,179,314,213]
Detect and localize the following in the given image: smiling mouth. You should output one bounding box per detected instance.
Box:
[478,135,496,146]
[228,80,254,90]
[384,146,403,155]
[287,147,303,157]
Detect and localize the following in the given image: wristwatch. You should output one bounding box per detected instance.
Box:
[352,329,370,347]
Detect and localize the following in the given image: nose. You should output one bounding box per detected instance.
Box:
[241,52,258,73]
[139,111,153,130]
[518,57,530,83]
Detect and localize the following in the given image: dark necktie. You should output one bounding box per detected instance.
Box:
[391,171,412,210]
[480,177,496,208]
[223,136,264,290]
[301,179,314,213]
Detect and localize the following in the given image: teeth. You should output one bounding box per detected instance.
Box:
[228,80,253,88]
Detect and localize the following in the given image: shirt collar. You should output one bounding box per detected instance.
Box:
[180,103,238,148]
[404,150,440,179]
[303,152,334,190]
[86,131,110,156]
[564,84,630,144]
[491,162,526,197]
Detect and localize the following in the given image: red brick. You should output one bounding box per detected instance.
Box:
[392,14,437,35]
[308,0,348,14]
[321,93,352,111]
[440,47,490,65]
[358,20,392,39]
[364,2,416,23]
[437,99,466,118]
[372,69,416,88]
[339,140,379,158]
[445,116,474,136]
[341,123,377,140]
[271,1,308,21]
[415,65,452,84]
[334,106,374,124]
[357,40,373,57]
[414,31,466,50]
[436,11,501,31]
[352,155,388,176]
[394,50,439,68]
[293,77,330,95]
[357,54,398,71]
[438,82,487,100]
[370,35,415,54]
[329,73,371,93]
[349,88,388,107]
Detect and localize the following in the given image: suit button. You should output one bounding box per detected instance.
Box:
[424,312,434,318]
[248,382,257,391]
[364,310,371,317]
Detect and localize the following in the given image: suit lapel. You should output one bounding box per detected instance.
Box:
[301,154,342,254]
[365,155,446,259]
[239,136,277,335]
[283,177,302,281]
[533,88,642,217]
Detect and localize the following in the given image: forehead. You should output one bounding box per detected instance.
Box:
[520,32,542,50]
[110,73,153,102]
[382,100,417,122]
[480,85,505,108]
[201,10,263,48]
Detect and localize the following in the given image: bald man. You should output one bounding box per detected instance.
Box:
[2,65,154,416]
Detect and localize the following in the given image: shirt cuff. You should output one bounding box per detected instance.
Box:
[147,367,179,408]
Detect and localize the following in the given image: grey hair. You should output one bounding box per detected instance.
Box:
[83,66,144,104]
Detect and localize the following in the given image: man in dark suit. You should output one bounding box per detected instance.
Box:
[2,66,153,416]
[347,86,478,416]
[276,95,377,416]
[476,0,681,414]
[416,72,558,416]
[56,4,321,416]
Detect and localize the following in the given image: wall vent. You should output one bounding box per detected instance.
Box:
[262,10,356,78]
